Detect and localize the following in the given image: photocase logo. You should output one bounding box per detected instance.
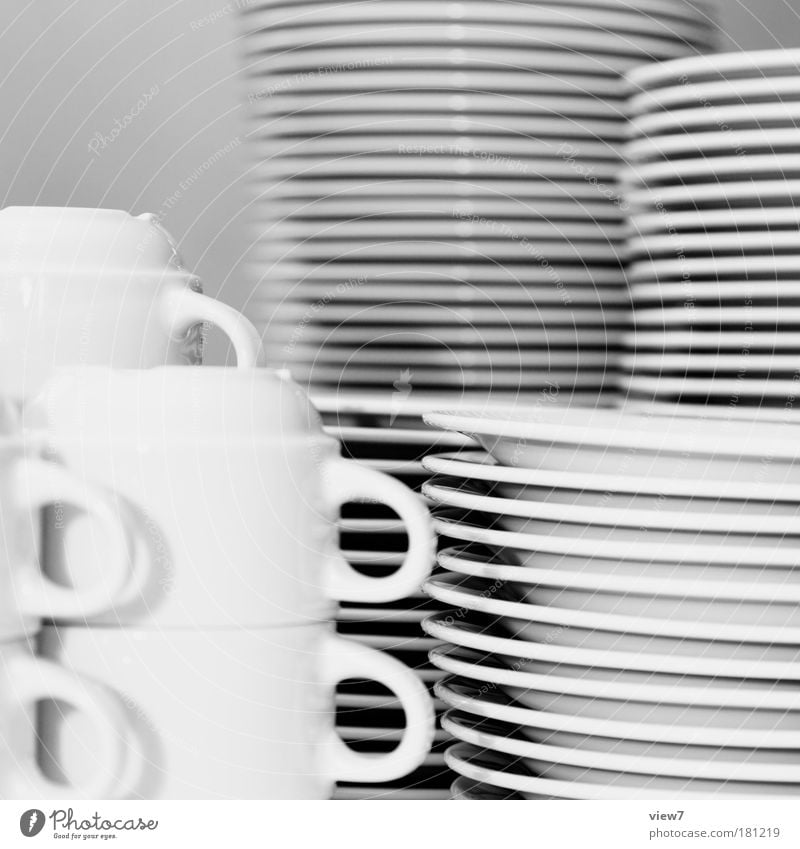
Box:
[15,807,159,839]
[19,809,45,837]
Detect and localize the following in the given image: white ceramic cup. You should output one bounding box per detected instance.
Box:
[39,623,436,799]
[0,433,135,635]
[0,207,264,400]
[1,635,131,799]
[28,367,435,626]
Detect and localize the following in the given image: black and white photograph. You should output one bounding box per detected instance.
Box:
[2,0,800,843]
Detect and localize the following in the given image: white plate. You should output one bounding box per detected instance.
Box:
[314,390,607,421]
[277,348,609,372]
[622,351,800,372]
[255,281,629,307]
[256,174,628,204]
[333,787,452,800]
[245,0,715,25]
[439,529,800,588]
[625,178,800,212]
[252,239,622,263]
[423,474,800,542]
[450,776,518,800]
[433,512,800,569]
[248,43,627,80]
[443,713,800,784]
[313,390,488,418]
[423,404,800,470]
[256,216,623,243]
[258,302,629,324]
[622,399,800,423]
[283,365,612,389]
[283,362,610,384]
[345,632,443,653]
[620,374,800,399]
[252,151,621,180]
[629,279,800,301]
[437,544,800,597]
[259,87,628,119]
[624,204,800,234]
[491,509,800,546]
[423,611,798,696]
[244,1,712,39]
[424,478,800,536]
[257,295,626,321]
[431,644,800,710]
[326,425,469,448]
[267,325,623,348]
[629,229,800,261]
[356,458,428,476]
[634,305,800,326]
[250,133,621,163]
[424,572,800,644]
[631,101,800,137]
[423,450,800,504]
[247,68,627,100]
[336,606,430,624]
[629,255,800,281]
[626,128,800,166]
[242,20,704,59]
[497,612,800,662]
[253,111,629,141]
[627,328,800,351]
[629,75,800,116]
[424,613,800,682]
[515,759,800,798]
[446,744,798,801]
[433,675,800,746]
[627,47,800,92]
[248,260,626,287]
[624,154,800,188]
[260,195,624,222]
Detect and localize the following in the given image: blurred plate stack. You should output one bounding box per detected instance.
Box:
[622,48,800,409]
[419,406,800,799]
[239,0,716,401]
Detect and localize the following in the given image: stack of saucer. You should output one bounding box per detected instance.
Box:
[316,388,619,797]
[621,48,800,408]
[420,405,800,799]
[239,0,716,400]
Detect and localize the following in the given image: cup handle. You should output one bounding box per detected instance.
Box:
[319,633,435,784]
[13,458,136,620]
[7,653,129,799]
[321,457,435,603]
[163,286,265,367]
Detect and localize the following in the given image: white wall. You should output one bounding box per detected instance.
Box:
[0,1,799,361]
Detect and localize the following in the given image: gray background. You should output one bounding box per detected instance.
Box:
[0,0,798,362]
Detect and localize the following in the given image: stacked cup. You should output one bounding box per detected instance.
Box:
[27,367,436,798]
[0,206,264,400]
[0,204,270,799]
[0,408,146,799]
[0,205,435,798]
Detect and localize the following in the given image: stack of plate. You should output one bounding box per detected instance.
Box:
[239,0,716,399]
[419,405,800,799]
[621,48,800,408]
